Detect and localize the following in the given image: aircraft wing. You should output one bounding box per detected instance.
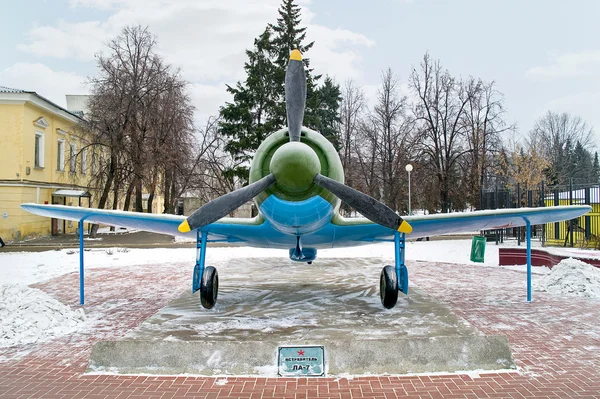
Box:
[330,205,592,244]
[20,203,264,243]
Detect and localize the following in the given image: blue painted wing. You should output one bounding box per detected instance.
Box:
[21,203,591,249]
[20,203,266,244]
[326,205,592,247]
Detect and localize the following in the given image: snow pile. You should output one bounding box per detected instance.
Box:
[0,284,86,348]
[534,258,600,299]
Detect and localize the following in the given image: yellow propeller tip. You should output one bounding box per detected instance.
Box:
[178,220,191,233]
[398,220,412,234]
[290,49,302,61]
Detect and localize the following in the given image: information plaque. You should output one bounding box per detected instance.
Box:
[278,345,325,377]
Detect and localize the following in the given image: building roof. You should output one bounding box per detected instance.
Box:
[0,85,84,121]
[52,189,91,198]
[0,85,28,93]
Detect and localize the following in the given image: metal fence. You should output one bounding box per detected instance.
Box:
[480,181,600,248]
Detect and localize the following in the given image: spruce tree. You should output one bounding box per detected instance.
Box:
[313,76,342,149]
[219,28,279,182]
[572,141,594,183]
[218,0,341,183]
[593,152,600,183]
[269,0,321,130]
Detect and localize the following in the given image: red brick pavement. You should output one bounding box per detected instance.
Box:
[1,259,600,398]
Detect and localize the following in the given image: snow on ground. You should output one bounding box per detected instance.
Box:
[534,258,600,299]
[0,239,504,286]
[0,284,86,348]
[2,238,595,287]
[0,238,598,348]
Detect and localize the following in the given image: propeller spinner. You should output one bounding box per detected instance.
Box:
[178,49,412,235]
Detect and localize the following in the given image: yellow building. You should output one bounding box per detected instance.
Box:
[0,86,94,242]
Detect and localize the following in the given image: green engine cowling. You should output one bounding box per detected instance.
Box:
[249,127,344,211]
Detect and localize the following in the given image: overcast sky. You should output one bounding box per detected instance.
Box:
[1,0,599,146]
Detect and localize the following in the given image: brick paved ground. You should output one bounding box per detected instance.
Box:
[1,257,600,398]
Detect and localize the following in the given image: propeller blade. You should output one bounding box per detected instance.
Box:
[178,174,276,232]
[314,174,412,234]
[285,49,306,142]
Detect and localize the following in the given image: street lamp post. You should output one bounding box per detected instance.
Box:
[405,164,413,215]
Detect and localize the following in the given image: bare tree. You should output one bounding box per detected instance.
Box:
[354,117,381,199]
[81,25,197,234]
[144,73,195,213]
[372,69,413,211]
[495,133,549,209]
[410,53,473,212]
[351,69,414,212]
[461,79,512,208]
[161,116,241,214]
[338,80,365,172]
[527,111,595,185]
[337,80,365,215]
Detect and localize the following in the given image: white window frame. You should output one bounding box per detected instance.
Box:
[81,148,87,174]
[91,151,98,174]
[34,131,44,168]
[57,139,65,171]
[70,142,77,173]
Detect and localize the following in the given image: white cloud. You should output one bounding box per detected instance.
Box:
[0,63,87,108]
[18,20,107,61]
[189,82,233,123]
[17,0,374,119]
[526,51,600,79]
[306,25,375,82]
[20,0,373,81]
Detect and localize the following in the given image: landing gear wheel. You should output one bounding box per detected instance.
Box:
[380,265,398,309]
[200,266,218,309]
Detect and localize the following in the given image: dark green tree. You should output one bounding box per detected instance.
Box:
[593,152,600,183]
[313,76,342,149]
[219,28,280,182]
[572,140,594,183]
[268,0,321,129]
[219,0,341,183]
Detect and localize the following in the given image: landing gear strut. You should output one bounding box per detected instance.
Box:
[379,232,409,309]
[192,231,219,309]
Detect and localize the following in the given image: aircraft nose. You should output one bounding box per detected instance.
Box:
[269,142,321,194]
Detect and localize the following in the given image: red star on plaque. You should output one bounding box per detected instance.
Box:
[297,349,305,356]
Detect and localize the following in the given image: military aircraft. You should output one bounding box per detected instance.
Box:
[22,50,591,310]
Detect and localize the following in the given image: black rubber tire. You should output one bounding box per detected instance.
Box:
[200,266,218,309]
[380,265,398,309]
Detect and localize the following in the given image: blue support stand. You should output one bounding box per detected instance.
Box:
[192,230,207,293]
[526,220,532,302]
[78,219,85,305]
[394,232,409,295]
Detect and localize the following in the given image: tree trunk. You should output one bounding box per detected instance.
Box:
[135,178,144,212]
[163,170,171,213]
[123,181,135,211]
[90,153,116,238]
[146,170,159,213]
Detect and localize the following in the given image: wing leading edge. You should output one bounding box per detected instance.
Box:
[330,205,592,244]
[21,203,592,248]
[20,203,262,243]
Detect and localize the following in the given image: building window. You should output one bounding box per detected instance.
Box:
[91,151,98,174]
[81,148,87,174]
[70,143,77,173]
[57,139,65,171]
[34,131,44,168]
